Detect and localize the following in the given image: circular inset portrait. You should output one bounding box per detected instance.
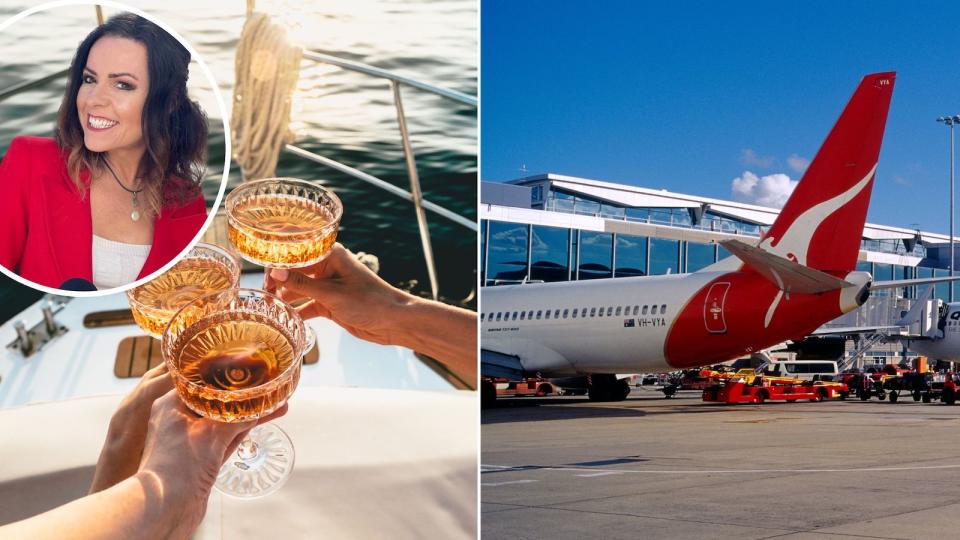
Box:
[0,3,229,295]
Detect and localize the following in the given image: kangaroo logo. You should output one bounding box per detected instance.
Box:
[759,164,877,266]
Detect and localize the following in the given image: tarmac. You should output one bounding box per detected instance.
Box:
[482,386,960,539]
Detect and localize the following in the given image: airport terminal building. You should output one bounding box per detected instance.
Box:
[481,173,960,363]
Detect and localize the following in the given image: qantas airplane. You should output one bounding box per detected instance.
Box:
[907,300,960,362]
[481,72,960,402]
[842,285,960,364]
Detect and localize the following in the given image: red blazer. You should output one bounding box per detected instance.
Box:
[0,136,207,290]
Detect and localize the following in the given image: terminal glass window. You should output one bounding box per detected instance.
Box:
[685,242,715,273]
[548,190,575,213]
[600,203,625,220]
[480,220,487,284]
[615,234,647,277]
[874,263,894,281]
[717,244,731,262]
[650,238,680,275]
[935,268,951,302]
[575,196,600,215]
[579,232,613,279]
[486,221,528,285]
[530,225,570,282]
[625,207,650,222]
[856,261,872,274]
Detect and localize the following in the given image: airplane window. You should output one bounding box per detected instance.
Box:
[660,304,667,314]
[615,306,622,316]
[633,306,639,316]
[554,309,560,318]
[536,310,543,320]
[480,313,484,322]
[495,312,502,321]
[572,309,578,319]
[563,309,569,318]
[590,307,597,317]
[512,312,518,320]
[581,308,587,317]
[598,307,604,318]
[520,311,526,320]
[528,310,534,319]
[607,307,614,316]
[545,311,551,320]
[642,306,648,315]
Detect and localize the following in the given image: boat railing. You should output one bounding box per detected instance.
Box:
[0,7,477,301]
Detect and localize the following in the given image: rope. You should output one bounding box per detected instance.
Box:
[231,11,302,181]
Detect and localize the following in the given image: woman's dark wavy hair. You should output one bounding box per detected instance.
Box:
[55,12,207,214]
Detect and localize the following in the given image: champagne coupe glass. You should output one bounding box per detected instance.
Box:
[162,288,307,498]
[225,178,343,353]
[127,242,241,338]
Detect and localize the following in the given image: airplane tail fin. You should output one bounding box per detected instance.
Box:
[758,72,895,273]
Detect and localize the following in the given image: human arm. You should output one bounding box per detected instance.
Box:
[266,243,477,385]
[89,363,172,494]
[1,390,267,540]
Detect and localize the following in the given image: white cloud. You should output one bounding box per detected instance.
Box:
[787,154,810,173]
[731,171,798,208]
[740,148,775,168]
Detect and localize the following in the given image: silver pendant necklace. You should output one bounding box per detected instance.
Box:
[103,159,144,222]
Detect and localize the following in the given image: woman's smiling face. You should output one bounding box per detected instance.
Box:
[76,35,149,156]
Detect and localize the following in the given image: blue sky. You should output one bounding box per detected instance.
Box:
[481,1,960,233]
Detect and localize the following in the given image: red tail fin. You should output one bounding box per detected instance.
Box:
[759,72,895,273]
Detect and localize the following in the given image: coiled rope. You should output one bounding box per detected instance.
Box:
[231,6,302,180]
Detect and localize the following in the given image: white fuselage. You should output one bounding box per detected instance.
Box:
[481,272,718,375]
[909,303,960,361]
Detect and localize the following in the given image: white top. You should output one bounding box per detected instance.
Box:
[91,234,151,290]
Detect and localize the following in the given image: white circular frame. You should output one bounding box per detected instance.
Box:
[0,0,232,297]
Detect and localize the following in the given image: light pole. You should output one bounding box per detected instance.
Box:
[937,115,960,301]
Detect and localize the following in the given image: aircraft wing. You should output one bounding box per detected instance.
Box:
[811,325,903,336]
[720,239,853,294]
[872,276,960,290]
[481,349,525,380]
[812,286,935,339]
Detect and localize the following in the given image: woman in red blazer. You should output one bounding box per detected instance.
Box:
[0,13,208,291]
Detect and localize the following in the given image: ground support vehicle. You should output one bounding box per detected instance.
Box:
[838,372,889,401]
[882,371,932,403]
[915,373,960,404]
[491,377,562,398]
[702,372,848,404]
[662,368,735,398]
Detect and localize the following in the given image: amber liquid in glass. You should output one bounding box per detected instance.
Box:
[228,193,337,268]
[173,314,299,422]
[130,258,236,336]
